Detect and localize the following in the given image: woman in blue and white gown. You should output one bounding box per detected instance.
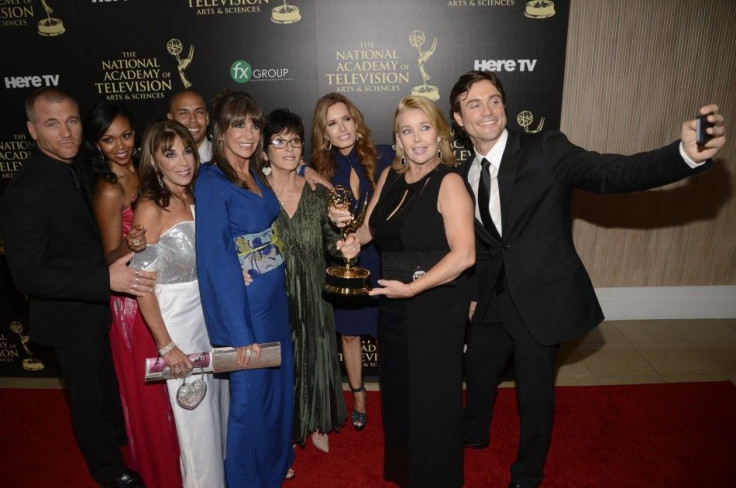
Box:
[131,120,228,488]
[194,91,295,486]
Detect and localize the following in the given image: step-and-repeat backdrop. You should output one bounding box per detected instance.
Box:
[0,0,568,378]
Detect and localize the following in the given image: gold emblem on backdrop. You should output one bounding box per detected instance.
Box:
[409,30,439,101]
[167,38,195,88]
[38,0,65,36]
[9,321,45,371]
[524,0,556,19]
[271,0,301,24]
[516,110,545,133]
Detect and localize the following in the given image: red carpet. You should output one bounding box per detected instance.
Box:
[2,382,735,487]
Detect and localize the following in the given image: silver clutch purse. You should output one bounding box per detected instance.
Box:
[144,342,282,382]
[211,342,282,372]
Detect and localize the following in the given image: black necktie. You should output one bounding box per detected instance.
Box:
[478,158,494,231]
[66,163,91,210]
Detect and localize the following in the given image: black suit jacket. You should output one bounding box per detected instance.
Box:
[459,130,710,346]
[0,150,111,347]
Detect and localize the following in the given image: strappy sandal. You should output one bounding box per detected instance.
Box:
[350,384,367,431]
[285,467,295,480]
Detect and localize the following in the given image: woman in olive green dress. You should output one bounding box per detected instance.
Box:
[257,108,347,454]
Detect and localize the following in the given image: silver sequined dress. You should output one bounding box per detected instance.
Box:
[131,220,229,488]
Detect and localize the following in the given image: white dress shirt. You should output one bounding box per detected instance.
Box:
[468,129,508,235]
[198,138,213,164]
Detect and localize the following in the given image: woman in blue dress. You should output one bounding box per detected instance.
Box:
[311,93,394,431]
[195,91,294,486]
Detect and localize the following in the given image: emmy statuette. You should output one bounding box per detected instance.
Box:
[271,0,301,24]
[324,186,371,296]
[409,30,439,101]
[38,0,65,37]
[10,321,45,371]
[167,38,194,89]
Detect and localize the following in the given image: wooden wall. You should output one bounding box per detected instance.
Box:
[562,0,736,286]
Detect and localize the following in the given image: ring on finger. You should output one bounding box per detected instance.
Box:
[135,270,140,277]
[244,348,253,358]
[132,282,138,290]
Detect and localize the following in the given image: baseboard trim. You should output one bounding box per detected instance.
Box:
[595,286,736,320]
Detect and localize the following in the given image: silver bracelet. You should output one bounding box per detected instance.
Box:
[158,341,176,355]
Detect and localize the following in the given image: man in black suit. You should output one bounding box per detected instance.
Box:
[451,71,726,488]
[0,88,156,488]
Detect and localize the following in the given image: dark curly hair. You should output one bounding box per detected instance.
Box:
[82,102,136,185]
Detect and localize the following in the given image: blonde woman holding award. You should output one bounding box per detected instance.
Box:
[332,95,475,487]
[131,120,228,488]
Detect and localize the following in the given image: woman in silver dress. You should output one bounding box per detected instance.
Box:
[131,120,228,488]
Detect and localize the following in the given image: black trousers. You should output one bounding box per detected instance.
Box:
[463,287,560,488]
[54,335,127,483]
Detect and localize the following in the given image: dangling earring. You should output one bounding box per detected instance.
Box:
[437,149,442,160]
[400,156,407,167]
[157,172,165,189]
[261,162,272,176]
[96,146,105,163]
[326,142,332,151]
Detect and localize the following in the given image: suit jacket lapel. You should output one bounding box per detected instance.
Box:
[497,131,521,237]
[59,160,97,229]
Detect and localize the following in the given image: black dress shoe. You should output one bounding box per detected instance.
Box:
[463,439,489,449]
[100,469,145,488]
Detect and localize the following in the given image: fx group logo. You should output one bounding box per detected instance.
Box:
[230,60,252,83]
[230,60,292,83]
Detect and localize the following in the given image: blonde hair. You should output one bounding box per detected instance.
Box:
[392,95,454,174]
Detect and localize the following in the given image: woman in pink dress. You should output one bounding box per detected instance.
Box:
[83,102,181,488]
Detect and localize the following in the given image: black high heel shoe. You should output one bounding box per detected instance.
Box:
[350,384,367,431]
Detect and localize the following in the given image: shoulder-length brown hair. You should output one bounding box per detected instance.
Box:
[209,90,265,188]
[392,95,454,175]
[139,119,199,208]
[310,93,378,187]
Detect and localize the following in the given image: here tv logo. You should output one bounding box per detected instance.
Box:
[4,74,60,89]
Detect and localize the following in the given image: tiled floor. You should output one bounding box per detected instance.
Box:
[547,318,736,387]
[368,318,736,390]
[3,319,736,390]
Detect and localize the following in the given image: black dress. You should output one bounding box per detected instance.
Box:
[369,165,469,488]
